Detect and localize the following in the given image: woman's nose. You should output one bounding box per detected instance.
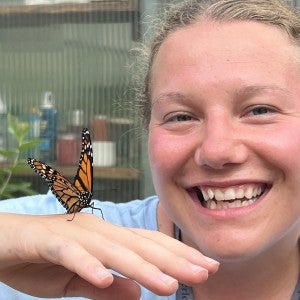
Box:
[194,118,248,170]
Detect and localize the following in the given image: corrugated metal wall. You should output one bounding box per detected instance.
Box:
[286,0,300,8]
[0,0,299,202]
[0,1,143,202]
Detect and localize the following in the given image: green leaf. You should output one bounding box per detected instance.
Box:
[11,163,29,173]
[0,114,38,199]
[8,114,30,143]
[0,167,10,174]
[1,181,35,198]
[19,139,40,152]
[0,149,15,158]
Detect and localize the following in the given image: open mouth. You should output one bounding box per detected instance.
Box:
[193,183,268,210]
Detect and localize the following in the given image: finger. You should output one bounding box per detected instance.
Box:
[90,224,216,285]
[88,219,218,274]
[42,233,177,296]
[66,275,141,300]
[97,233,207,291]
[72,221,210,293]
[102,243,179,295]
[40,236,114,289]
[130,228,220,273]
[26,216,175,295]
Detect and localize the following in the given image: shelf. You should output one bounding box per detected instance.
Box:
[0,0,140,39]
[7,164,140,180]
[0,1,138,14]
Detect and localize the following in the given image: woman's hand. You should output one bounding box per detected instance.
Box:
[0,212,219,299]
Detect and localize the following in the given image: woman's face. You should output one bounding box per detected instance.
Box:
[148,20,300,260]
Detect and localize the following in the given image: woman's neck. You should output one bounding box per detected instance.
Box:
[193,244,299,300]
[156,203,299,299]
[192,231,299,300]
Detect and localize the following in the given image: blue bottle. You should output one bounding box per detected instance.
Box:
[39,92,57,163]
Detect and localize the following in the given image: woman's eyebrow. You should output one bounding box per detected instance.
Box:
[236,85,292,98]
[151,85,291,108]
[152,92,189,106]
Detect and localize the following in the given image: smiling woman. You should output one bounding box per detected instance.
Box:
[0,0,299,299]
[149,16,300,248]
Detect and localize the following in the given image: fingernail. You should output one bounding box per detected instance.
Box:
[184,264,208,282]
[204,256,219,265]
[159,273,178,287]
[189,264,207,274]
[95,268,112,280]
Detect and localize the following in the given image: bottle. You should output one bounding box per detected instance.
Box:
[39,92,57,162]
[27,107,41,157]
[0,98,7,163]
[67,109,84,133]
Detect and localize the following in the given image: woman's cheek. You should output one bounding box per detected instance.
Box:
[149,129,191,170]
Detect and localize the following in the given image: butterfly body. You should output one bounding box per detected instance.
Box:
[27,128,97,216]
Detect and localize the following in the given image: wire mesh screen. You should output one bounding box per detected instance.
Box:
[286,0,300,8]
[0,1,142,202]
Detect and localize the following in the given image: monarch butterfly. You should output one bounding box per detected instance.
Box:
[27,128,102,218]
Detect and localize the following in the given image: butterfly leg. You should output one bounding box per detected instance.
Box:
[89,202,104,220]
[66,212,77,221]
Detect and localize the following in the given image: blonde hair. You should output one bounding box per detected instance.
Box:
[136,0,300,126]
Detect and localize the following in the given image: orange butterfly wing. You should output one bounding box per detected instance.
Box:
[74,128,93,194]
[27,128,93,214]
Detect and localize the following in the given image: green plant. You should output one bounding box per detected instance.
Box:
[0,114,40,199]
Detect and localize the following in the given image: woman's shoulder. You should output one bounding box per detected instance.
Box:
[0,192,65,215]
[0,192,160,230]
[93,195,159,230]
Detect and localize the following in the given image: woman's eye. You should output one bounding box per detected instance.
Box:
[166,114,193,122]
[248,105,275,116]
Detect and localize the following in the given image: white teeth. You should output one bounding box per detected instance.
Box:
[257,186,262,196]
[207,189,214,200]
[209,200,217,209]
[235,200,242,207]
[206,198,256,209]
[236,188,244,198]
[224,188,235,200]
[245,186,253,199]
[214,189,223,201]
[202,190,209,201]
[200,184,265,209]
